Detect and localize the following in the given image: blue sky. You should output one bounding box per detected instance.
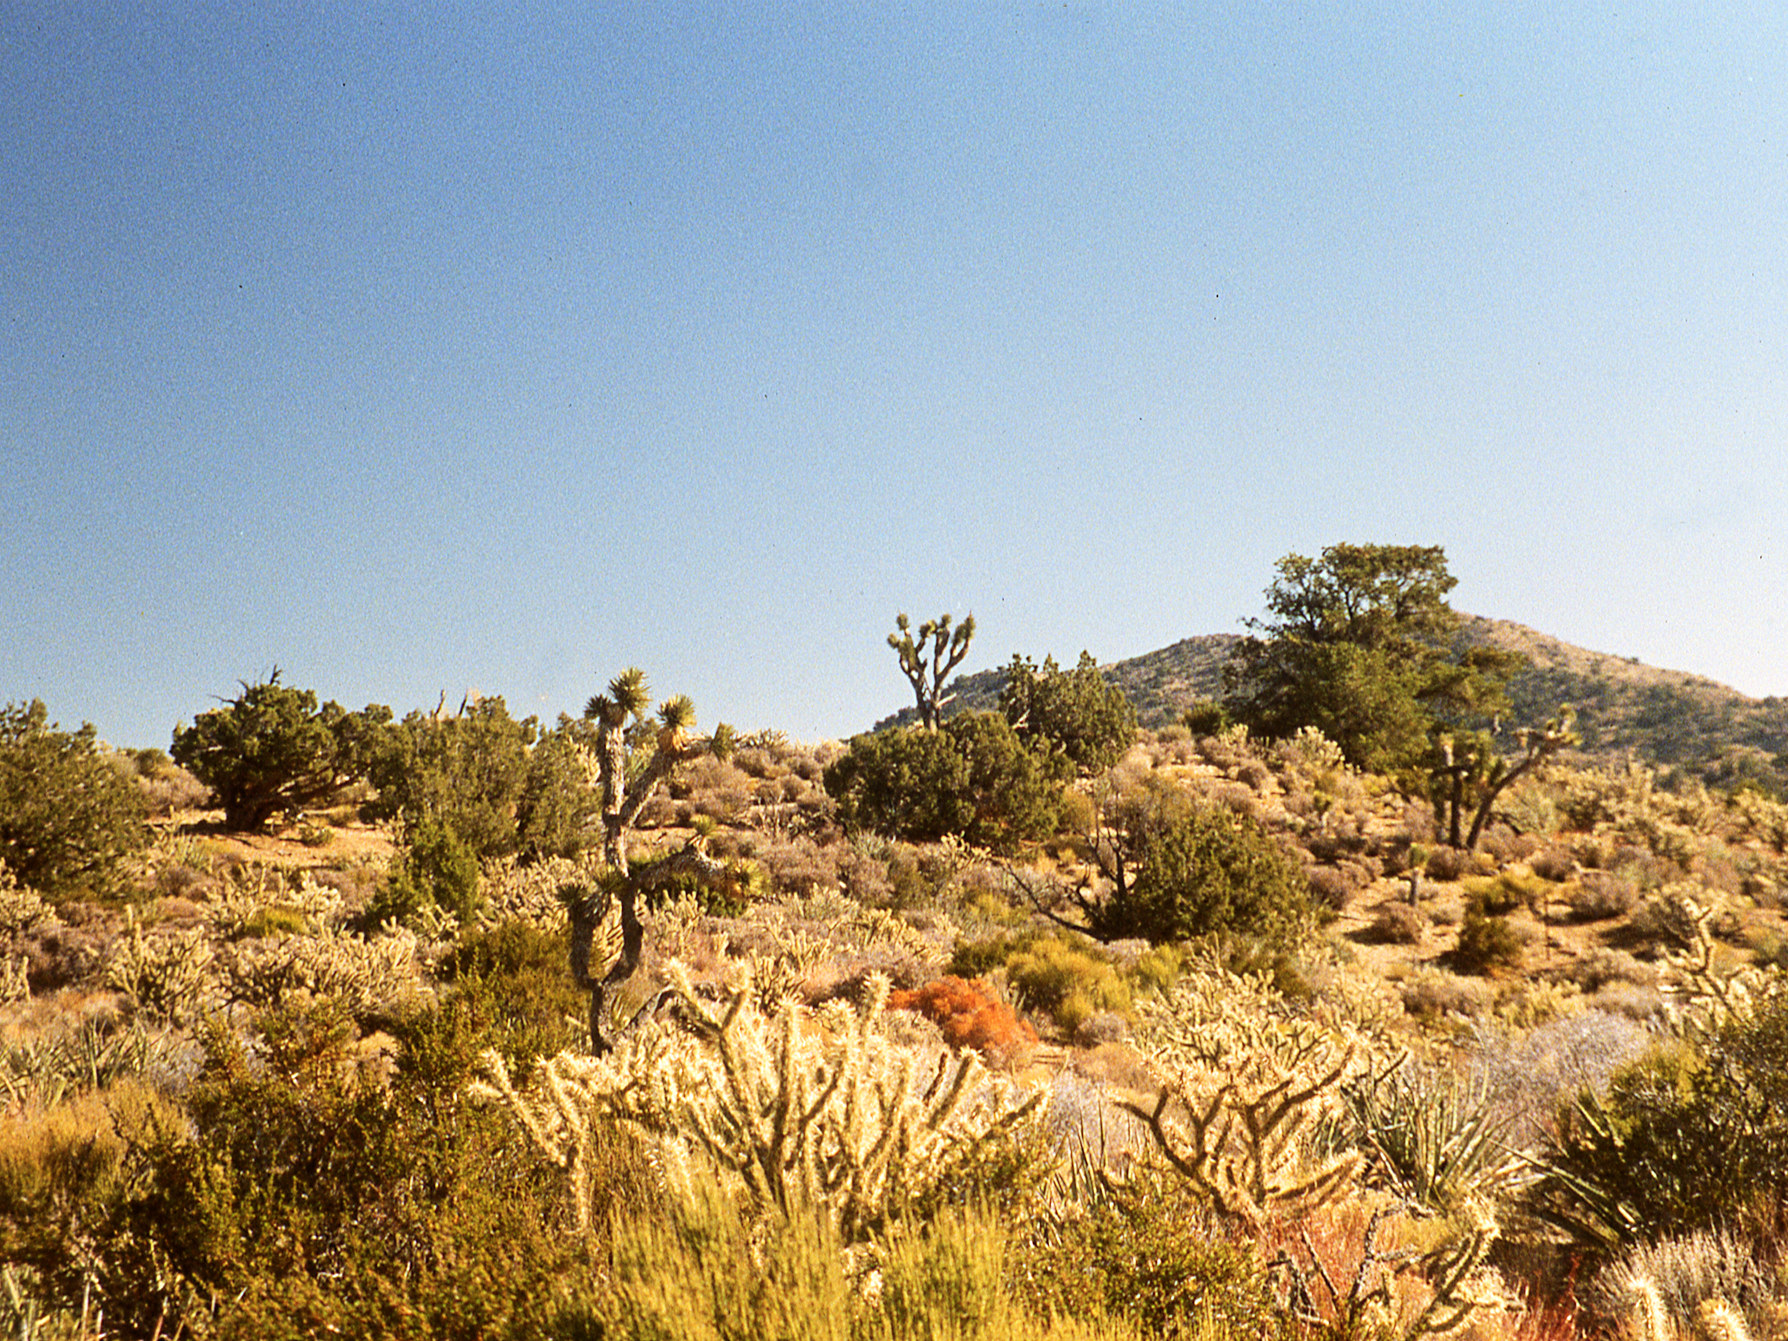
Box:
[4,3,1785,749]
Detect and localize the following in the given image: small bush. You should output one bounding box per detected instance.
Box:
[0,701,148,900]
[1425,846,1470,881]
[1461,871,1548,916]
[1004,935,1131,1037]
[1567,871,1639,922]
[1531,846,1579,881]
[1026,1172,1281,1339]
[1305,864,1358,912]
[1452,908,1530,975]
[1367,902,1427,945]
[1090,806,1314,950]
[888,976,1037,1066]
[364,814,481,929]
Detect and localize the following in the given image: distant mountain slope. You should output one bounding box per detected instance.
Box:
[872,616,1788,776]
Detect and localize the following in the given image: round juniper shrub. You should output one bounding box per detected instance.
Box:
[1091,806,1315,950]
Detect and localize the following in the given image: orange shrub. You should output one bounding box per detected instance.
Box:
[888,975,1036,1067]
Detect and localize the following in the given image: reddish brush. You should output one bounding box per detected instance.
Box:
[889,975,1037,1067]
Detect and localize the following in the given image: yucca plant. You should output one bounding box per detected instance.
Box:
[1340,1058,1531,1216]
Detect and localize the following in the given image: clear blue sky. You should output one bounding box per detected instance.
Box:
[4,3,1785,749]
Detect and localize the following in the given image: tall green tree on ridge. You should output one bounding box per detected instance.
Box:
[1222,544,1521,779]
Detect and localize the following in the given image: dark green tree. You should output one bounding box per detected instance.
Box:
[889,611,976,730]
[1087,806,1313,949]
[1223,544,1517,778]
[999,651,1138,775]
[1011,783,1311,952]
[0,700,147,898]
[824,712,1061,854]
[171,672,379,833]
[824,725,971,843]
[515,715,604,862]
[363,695,536,861]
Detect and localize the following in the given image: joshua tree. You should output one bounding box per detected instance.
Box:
[570,668,734,1052]
[889,611,976,729]
[1435,707,1578,851]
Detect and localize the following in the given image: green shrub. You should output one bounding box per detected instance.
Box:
[998,651,1138,775]
[438,918,585,1070]
[362,697,535,861]
[515,718,602,861]
[171,672,383,833]
[80,1001,590,1339]
[1451,906,1528,975]
[1090,807,1314,949]
[1532,992,1788,1253]
[825,714,1062,853]
[365,814,482,929]
[1025,1171,1282,1340]
[0,700,147,899]
[1003,935,1131,1036]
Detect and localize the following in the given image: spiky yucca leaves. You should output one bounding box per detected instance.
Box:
[476,966,1042,1242]
[1342,1059,1532,1216]
[1120,965,1372,1229]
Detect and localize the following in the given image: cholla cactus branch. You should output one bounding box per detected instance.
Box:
[1123,967,1369,1229]
[475,969,1040,1242]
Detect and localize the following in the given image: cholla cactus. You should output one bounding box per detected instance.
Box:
[0,859,53,937]
[1630,1275,1672,1341]
[106,909,219,1023]
[1121,966,1371,1228]
[475,966,1041,1241]
[1696,1299,1752,1341]
[1658,891,1781,1033]
[224,923,429,1014]
[0,954,28,1003]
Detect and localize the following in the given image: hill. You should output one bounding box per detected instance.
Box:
[875,616,1788,781]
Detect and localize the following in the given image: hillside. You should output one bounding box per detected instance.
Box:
[877,616,1788,779]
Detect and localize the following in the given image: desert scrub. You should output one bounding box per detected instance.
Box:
[0,1078,186,1320]
[1583,1228,1780,1341]
[1451,910,1527,976]
[603,1174,1143,1341]
[476,964,1043,1242]
[76,1000,589,1340]
[1460,871,1549,916]
[1121,964,1373,1229]
[1023,1170,1284,1341]
[1530,982,1788,1253]
[991,933,1132,1038]
[888,976,1038,1066]
[104,908,219,1023]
